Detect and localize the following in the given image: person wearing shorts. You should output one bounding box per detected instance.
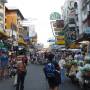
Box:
[0,52,8,79]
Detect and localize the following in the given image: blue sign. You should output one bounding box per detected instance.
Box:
[47,39,55,42]
[24,36,30,41]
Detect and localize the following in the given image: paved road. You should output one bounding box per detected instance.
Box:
[0,64,79,90]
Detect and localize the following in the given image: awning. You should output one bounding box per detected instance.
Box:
[18,37,27,46]
[68,42,80,49]
[0,30,9,39]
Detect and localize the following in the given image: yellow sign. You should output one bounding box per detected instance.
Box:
[56,36,65,45]
[18,37,27,45]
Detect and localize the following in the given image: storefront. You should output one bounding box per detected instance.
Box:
[76,27,90,55]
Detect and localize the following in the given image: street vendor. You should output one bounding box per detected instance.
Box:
[76,57,90,84]
[69,63,78,77]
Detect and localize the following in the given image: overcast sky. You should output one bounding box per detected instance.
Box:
[6,0,65,47]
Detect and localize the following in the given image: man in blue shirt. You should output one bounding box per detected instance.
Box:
[0,52,8,79]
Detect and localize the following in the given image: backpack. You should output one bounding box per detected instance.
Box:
[44,63,56,78]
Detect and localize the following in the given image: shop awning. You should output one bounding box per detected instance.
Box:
[68,42,80,49]
[0,30,9,39]
[18,37,27,46]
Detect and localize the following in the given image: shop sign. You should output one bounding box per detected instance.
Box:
[56,36,65,45]
[66,30,76,43]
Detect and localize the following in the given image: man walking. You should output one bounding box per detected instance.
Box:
[44,52,61,90]
[16,55,27,90]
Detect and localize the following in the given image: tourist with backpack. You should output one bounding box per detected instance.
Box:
[44,52,61,90]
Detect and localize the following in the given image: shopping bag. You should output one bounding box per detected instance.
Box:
[14,74,17,86]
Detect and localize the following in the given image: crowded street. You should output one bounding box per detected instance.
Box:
[0,64,79,90]
[0,0,90,90]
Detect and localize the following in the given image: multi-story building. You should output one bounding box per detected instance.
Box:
[0,0,7,39]
[77,0,90,41]
[29,24,37,45]
[62,0,80,48]
[0,0,9,50]
[76,0,90,54]
[5,7,26,47]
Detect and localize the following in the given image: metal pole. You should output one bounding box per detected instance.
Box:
[11,18,13,51]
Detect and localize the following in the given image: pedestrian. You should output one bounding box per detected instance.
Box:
[44,52,61,90]
[16,55,27,90]
[0,51,9,79]
[59,58,66,83]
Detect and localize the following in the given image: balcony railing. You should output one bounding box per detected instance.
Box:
[68,24,76,27]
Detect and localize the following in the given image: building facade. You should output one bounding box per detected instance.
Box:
[73,0,90,42]
[5,7,26,47]
[62,0,80,48]
[0,0,7,38]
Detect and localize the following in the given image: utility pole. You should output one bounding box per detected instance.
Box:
[11,18,14,51]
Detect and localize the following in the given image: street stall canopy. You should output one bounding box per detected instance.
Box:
[0,30,9,39]
[18,37,27,46]
[68,49,81,52]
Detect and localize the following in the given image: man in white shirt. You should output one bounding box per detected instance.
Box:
[59,59,66,83]
[59,59,65,69]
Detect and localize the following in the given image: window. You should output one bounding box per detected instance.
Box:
[69,18,75,24]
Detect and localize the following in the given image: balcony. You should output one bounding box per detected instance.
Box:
[68,24,76,27]
[87,4,90,11]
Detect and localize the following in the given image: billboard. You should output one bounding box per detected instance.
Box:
[6,13,17,30]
